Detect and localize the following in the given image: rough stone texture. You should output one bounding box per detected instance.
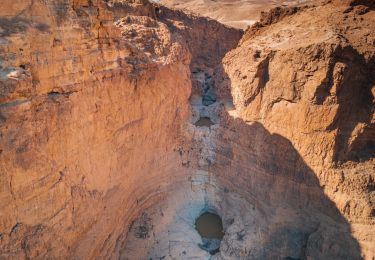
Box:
[0,0,193,258]
[0,0,374,259]
[124,1,374,259]
[0,0,240,259]
[219,0,375,258]
[159,0,316,29]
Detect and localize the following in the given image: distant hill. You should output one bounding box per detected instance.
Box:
[159,0,314,29]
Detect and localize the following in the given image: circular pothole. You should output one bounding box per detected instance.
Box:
[195,212,224,255]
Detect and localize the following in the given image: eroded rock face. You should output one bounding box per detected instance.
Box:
[0,0,374,259]
[218,0,375,257]
[0,0,192,258]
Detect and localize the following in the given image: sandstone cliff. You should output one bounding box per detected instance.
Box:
[0,0,191,258]
[0,0,374,259]
[218,0,375,257]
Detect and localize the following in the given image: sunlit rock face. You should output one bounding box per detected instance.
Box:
[0,0,374,259]
[0,0,192,258]
[158,0,316,29]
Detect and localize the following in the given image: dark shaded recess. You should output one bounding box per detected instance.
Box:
[244,53,271,106]
[259,226,319,260]
[209,61,362,259]
[195,212,224,239]
[74,7,93,29]
[47,91,76,99]
[198,239,220,255]
[0,17,28,37]
[156,5,243,69]
[156,4,242,124]
[196,212,224,255]
[202,93,216,106]
[214,118,362,259]
[350,0,375,9]
[0,17,49,37]
[53,0,70,26]
[194,117,215,127]
[35,23,49,32]
[366,175,375,192]
[209,247,220,255]
[348,125,375,162]
[202,73,217,106]
[48,91,62,98]
[0,81,17,103]
[105,0,156,20]
[314,45,374,163]
[129,213,153,240]
[156,10,239,112]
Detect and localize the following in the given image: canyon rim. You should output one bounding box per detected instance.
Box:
[0,0,374,259]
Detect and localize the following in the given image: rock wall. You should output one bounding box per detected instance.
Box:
[0,0,193,258]
[0,0,374,259]
[0,0,241,258]
[123,1,373,259]
[219,0,375,257]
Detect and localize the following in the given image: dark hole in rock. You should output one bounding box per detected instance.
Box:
[195,212,224,255]
[194,117,215,127]
[202,94,216,106]
[196,212,224,239]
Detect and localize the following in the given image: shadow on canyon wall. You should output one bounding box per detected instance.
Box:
[0,17,49,37]
[156,5,243,70]
[155,4,363,258]
[320,45,375,163]
[217,117,362,258]
[212,60,363,258]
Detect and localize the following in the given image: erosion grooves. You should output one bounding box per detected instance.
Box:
[0,0,374,259]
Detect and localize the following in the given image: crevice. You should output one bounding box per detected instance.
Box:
[194,117,215,127]
[244,53,272,106]
[269,97,297,109]
[9,222,23,236]
[0,99,30,108]
[47,90,77,99]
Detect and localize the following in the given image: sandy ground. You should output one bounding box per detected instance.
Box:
[158,0,314,29]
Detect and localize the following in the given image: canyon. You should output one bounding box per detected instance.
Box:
[0,0,374,259]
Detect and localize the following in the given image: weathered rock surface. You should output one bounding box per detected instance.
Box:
[218,0,375,257]
[0,0,193,258]
[0,0,374,259]
[159,0,316,29]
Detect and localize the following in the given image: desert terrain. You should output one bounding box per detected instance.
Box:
[158,0,315,29]
[0,0,374,259]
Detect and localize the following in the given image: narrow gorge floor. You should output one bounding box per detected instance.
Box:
[120,65,359,259]
[121,51,364,259]
[122,68,237,259]
[120,66,263,259]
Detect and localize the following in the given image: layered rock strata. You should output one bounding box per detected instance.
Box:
[0,0,374,259]
[0,0,192,258]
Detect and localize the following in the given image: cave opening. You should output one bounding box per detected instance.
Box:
[194,117,215,127]
[195,212,224,255]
